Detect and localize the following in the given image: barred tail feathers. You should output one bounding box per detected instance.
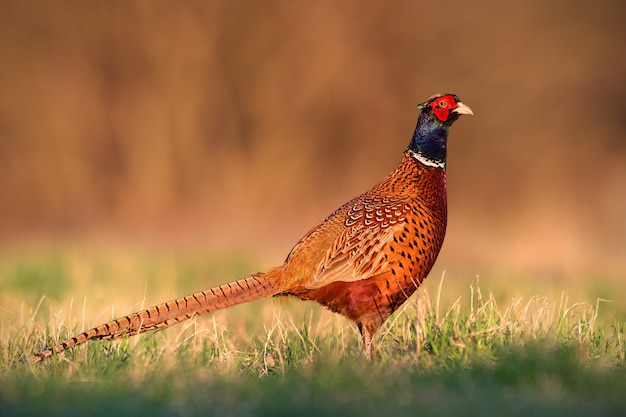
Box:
[31,268,282,363]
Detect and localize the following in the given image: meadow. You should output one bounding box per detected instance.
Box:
[1,248,624,417]
[2,2,626,416]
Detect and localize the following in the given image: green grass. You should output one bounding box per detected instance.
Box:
[0,249,625,416]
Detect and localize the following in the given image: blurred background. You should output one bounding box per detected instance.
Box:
[1,0,625,300]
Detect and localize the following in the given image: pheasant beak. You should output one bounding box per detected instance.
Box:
[452,102,473,116]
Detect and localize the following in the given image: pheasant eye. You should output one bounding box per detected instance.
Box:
[438,100,447,108]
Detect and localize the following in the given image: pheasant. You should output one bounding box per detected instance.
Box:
[32,93,472,363]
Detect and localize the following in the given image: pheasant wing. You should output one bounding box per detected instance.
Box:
[304,194,411,289]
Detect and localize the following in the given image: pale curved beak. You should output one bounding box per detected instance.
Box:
[453,102,473,116]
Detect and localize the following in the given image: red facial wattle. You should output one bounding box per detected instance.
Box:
[429,95,458,122]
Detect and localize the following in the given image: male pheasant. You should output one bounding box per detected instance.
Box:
[32,93,472,362]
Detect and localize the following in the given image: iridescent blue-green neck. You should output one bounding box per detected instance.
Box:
[407,111,450,169]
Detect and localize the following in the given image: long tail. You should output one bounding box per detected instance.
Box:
[31,267,282,363]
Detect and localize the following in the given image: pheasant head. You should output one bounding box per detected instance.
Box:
[408,93,473,168]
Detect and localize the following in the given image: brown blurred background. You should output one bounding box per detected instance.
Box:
[1,0,625,284]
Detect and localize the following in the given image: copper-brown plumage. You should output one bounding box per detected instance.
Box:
[32,94,472,363]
